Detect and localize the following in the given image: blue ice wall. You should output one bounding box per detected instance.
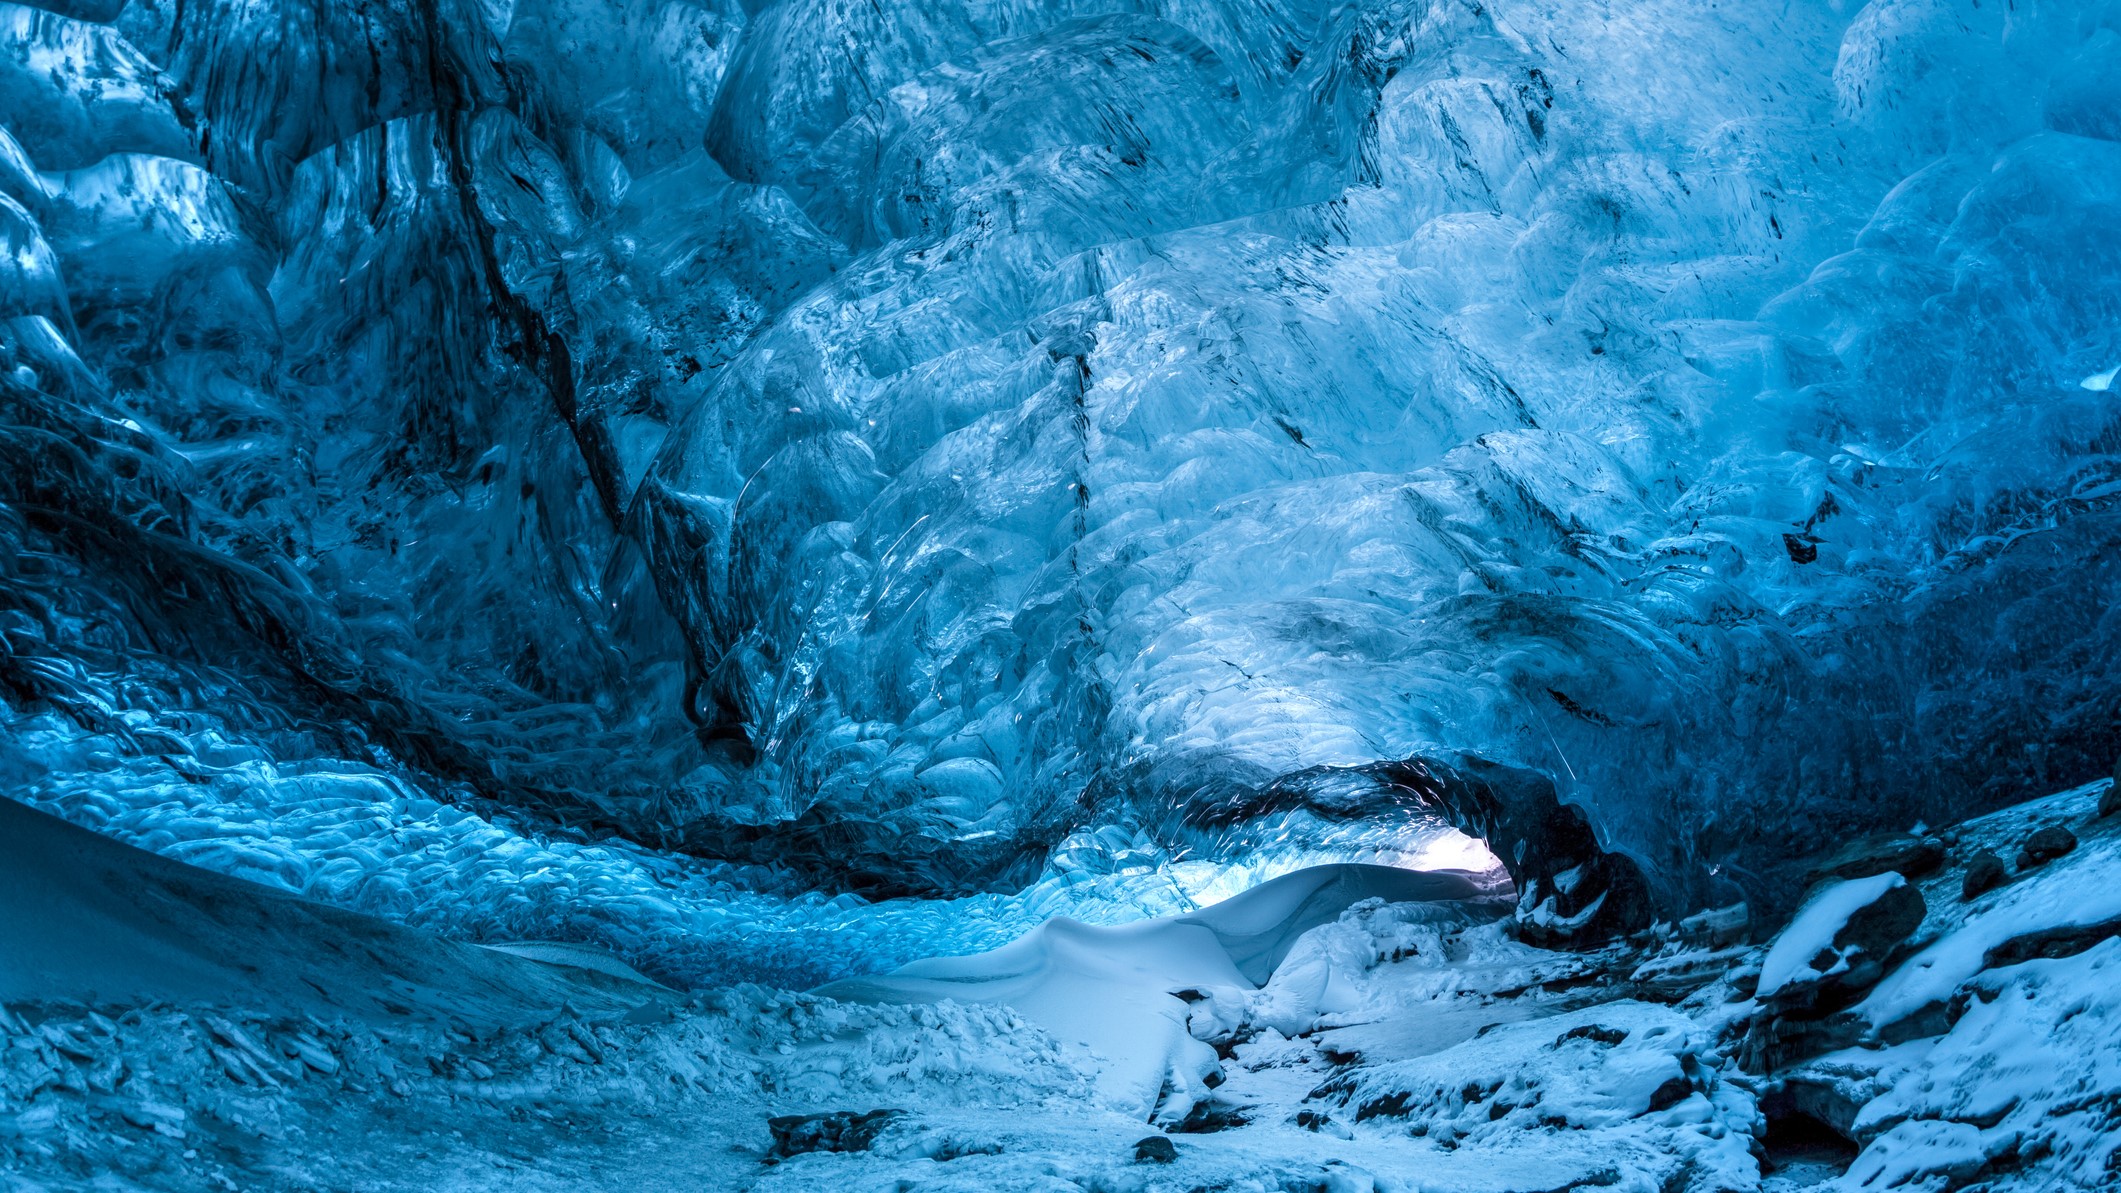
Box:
[4,0,2120,950]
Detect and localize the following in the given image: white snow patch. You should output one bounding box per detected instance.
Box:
[819,865,1490,1117]
[1758,872,1905,997]
[1859,823,2121,1028]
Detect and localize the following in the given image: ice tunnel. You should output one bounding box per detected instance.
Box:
[5,1,2121,1188]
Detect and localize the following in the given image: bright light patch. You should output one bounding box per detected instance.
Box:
[1171,826,1504,909]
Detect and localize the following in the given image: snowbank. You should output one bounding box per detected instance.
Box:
[820,864,1491,1117]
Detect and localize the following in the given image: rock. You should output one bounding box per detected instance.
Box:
[1647,1075,1694,1112]
[1980,915,2121,967]
[1675,902,1751,947]
[1556,1023,1630,1047]
[1961,851,2007,901]
[1805,832,1946,885]
[1512,850,1658,950]
[1725,965,1761,1000]
[2016,825,2078,871]
[1320,1163,1379,1193]
[1133,1135,1177,1164]
[2100,778,2120,819]
[765,1110,905,1161]
[1741,878,1927,1071]
[1838,881,1927,970]
[1739,1009,1866,1075]
[1760,1069,1868,1145]
[1171,1100,1249,1134]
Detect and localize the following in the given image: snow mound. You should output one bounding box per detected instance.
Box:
[0,795,660,1026]
[1837,939,2121,1190]
[820,864,1493,1118]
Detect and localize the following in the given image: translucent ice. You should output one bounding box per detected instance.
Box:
[4,0,2120,962]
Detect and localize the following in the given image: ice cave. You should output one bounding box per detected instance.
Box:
[3,0,2121,1188]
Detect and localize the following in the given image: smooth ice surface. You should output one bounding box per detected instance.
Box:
[0,795,660,1022]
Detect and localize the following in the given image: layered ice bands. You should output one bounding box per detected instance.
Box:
[5,0,2121,967]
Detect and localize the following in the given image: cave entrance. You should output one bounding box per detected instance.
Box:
[1167,753,1657,946]
[1169,821,1508,910]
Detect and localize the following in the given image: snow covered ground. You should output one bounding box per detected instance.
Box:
[8,778,2116,1191]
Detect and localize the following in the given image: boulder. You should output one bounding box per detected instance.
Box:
[1961,851,2007,901]
[1134,1135,1177,1164]
[1805,832,1946,885]
[765,1110,905,1161]
[2016,825,2078,871]
[1741,875,1927,1071]
[2099,777,2120,819]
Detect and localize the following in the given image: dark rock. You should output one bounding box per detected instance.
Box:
[1877,998,1953,1046]
[1294,1110,1332,1132]
[765,1109,905,1161]
[1725,965,1760,1001]
[1357,1086,1408,1112]
[1739,1008,1866,1074]
[2100,778,2120,819]
[1646,1076,1694,1112]
[1675,902,1751,947]
[1354,1090,1413,1122]
[1133,1135,1177,1164]
[1554,1023,1629,1047]
[1805,832,1946,885]
[1962,851,2007,901]
[1837,880,1928,968]
[1170,1100,1250,1134]
[1513,850,1659,951]
[2016,825,2078,871]
[1762,1076,1866,1143]
[1982,916,2121,968]
[1739,880,1926,1072]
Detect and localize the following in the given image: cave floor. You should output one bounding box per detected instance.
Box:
[5,782,2121,1192]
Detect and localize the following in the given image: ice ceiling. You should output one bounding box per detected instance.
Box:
[4,0,2120,982]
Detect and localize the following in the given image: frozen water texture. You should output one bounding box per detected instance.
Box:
[4,0,2121,982]
[8,1,2121,1187]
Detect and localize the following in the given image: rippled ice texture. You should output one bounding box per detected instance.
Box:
[3,0,2120,963]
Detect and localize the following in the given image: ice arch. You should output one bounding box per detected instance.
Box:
[3,0,2119,970]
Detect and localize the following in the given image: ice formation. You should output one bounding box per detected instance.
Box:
[4,0,2121,1188]
[7,0,2121,931]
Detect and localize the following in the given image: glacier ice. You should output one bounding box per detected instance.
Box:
[3,0,2121,983]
